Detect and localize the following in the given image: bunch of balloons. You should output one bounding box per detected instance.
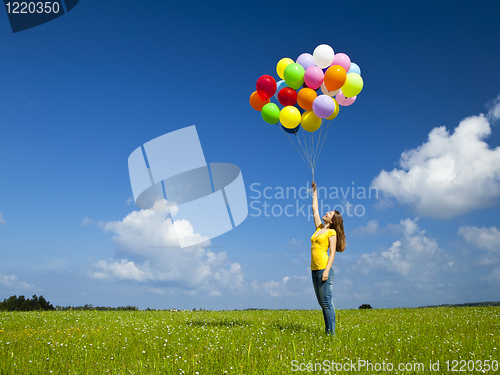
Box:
[249,43,363,132]
[249,44,364,177]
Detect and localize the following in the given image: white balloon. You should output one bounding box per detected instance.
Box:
[313,44,335,69]
[320,83,339,97]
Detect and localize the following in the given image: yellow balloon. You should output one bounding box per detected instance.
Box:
[341,73,363,97]
[276,58,294,80]
[325,98,339,120]
[280,106,301,129]
[301,110,322,132]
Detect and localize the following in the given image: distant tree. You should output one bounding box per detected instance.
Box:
[17,295,27,311]
[0,295,55,311]
[32,295,42,311]
[55,304,138,311]
[38,296,55,310]
[359,304,372,309]
[6,295,18,311]
[0,294,142,311]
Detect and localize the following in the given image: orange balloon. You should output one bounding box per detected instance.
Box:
[249,91,270,111]
[324,65,347,92]
[296,88,317,110]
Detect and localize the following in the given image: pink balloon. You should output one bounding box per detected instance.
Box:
[336,90,357,106]
[331,53,351,73]
[303,66,324,90]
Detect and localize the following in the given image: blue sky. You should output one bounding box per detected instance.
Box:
[0,0,499,310]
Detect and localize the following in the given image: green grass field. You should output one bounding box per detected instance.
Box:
[0,307,498,374]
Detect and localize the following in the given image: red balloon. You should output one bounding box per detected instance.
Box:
[256,75,277,99]
[278,87,297,106]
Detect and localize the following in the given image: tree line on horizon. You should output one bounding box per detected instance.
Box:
[0,295,55,311]
[0,295,139,311]
[1,295,377,312]
[56,304,139,311]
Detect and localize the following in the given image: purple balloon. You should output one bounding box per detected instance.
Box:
[336,90,357,106]
[296,53,316,71]
[312,95,336,118]
[331,53,351,72]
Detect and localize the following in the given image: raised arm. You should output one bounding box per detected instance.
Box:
[311,181,322,229]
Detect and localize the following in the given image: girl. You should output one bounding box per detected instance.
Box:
[310,181,346,335]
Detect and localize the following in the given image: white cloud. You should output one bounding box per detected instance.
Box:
[352,220,379,235]
[0,273,34,290]
[458,225,500,278]
[484,267,500,282]
[354,218,450,282]
[458,225,500,252]
[257,275,310,298]
[79,217,93,227]
[144,287,176,296]
[88,207,244,296]
[351,220,406,236]
[372,111,500,218]
[287,238,304,248]
[90,259,153,282]
[487,95,500,122]
[213,263,244,290]
[97,207,208,252]
[0,213,6,225]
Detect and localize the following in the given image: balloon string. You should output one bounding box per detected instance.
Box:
[313,120,325,170]
[316,119,333,167]
[311,130,316,172]
[294,130,311,168]
[315,122,325,171]
[310,155,315,196]
[283,128,312,172]
[311,131,314,170]
[308,131,313,168]
[280,118,334,183]
[310,131,316,183]
[284,131,310,169]
[297,128,314,170]
[300,129,311,167]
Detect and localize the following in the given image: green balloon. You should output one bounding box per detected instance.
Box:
[342,73,363,97]
[284,63,305,90]
[261,103,280,124]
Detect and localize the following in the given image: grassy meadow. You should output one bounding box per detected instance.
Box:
[0,307,498,374]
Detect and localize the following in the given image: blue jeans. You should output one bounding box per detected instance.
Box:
[311,266,335,335]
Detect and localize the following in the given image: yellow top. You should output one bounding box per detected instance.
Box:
[310,224,337,270]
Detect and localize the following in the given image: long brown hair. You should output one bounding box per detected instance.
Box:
[329,210,346,252]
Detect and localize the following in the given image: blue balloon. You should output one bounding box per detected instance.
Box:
[347,62,361,75]
[281,124,300,135]
[274,80,288,100]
